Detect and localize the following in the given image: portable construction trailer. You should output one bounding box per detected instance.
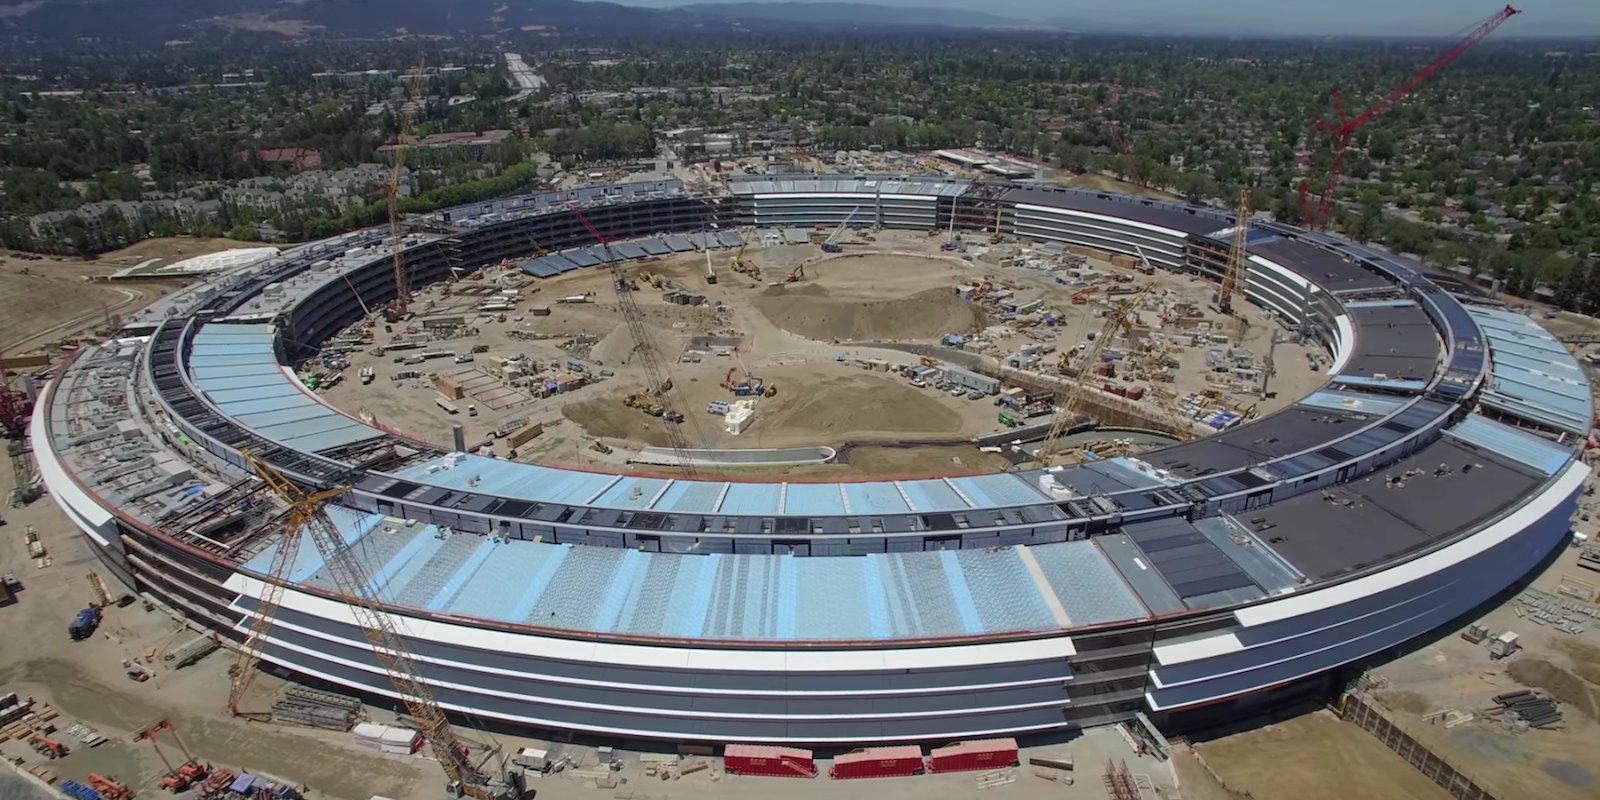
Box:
[828,746,924,779]
[723,744,817,778]
[924,738,1019,773]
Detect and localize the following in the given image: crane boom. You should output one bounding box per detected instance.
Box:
[387,56,427,318]
[1036,283,1157,465]
[1217,188,1252,315]
[570,209,700,477]
[241,452,501,799]
[1304,5,1519,229]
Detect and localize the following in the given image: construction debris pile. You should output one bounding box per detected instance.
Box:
[1487,689,1563,731]
[1514,587,1597,635]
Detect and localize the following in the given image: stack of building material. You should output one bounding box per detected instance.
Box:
[163,634,219,669]
[352,723,388,750]
[1492,690,1562,730]
[271,686,362,731]
[379,727,422,755]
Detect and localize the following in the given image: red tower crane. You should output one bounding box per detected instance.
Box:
[1109,122,1144,190]
[1298,4,1520,230]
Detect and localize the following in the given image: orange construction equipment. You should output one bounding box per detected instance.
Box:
[88,773,133,800]
[1071,286,1098,305]
[785,264,805,283]
[136,719,207,792]
[29,734,68,759]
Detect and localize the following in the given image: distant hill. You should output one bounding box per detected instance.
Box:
[679,2,1036,29]
[0,0,730,43]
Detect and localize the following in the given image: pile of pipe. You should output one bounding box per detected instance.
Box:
[1491,689,1561,730]
[271,686,362,731]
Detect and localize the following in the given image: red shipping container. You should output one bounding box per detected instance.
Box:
[1127,385,1146,401]
[924,738,1019,773]
[828,746,925,779]
[724,744,817,778]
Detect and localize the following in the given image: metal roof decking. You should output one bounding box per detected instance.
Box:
[297,518,1098,641]
[1466,305,1592,434]
[1445,415,1575,477]
[188,324,385,455]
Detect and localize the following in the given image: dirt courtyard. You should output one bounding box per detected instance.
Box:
[1192,711,1451,800]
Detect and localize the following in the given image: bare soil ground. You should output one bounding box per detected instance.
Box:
[0,253,170,352]
[1193,711,1451,800]
[1357,506,1600,800]
[562,364,978,451]
[753,284,979,342]
[95,236,266,265]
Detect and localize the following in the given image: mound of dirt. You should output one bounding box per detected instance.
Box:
[1507,658,1600,722]
[752,284,979,341]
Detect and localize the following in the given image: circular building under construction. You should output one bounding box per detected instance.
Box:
[33,174,1591,747]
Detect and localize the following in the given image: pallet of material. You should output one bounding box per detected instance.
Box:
[0,704,59,743]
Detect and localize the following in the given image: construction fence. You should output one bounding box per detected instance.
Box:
[1339,695,1499,800]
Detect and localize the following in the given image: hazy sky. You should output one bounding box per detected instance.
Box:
[644,0,1600,37]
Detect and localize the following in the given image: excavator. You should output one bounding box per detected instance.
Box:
[785,264,805,283]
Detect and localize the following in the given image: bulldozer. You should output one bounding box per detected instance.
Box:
[624,392,664,417]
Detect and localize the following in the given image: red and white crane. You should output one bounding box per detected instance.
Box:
[1298,5,1520,230]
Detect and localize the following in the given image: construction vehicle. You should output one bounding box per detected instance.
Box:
[641,272,664,289]
[573,209,698,475]
[704,248,717,285]
[729,242,750,273]
[88,773,132,800]
[240,452,515,800]
[68,606,100,640]
[1070,287,1098,305]
[625,392,665,416]
[988,206,1003,244]
[30,734,68,759]
[819,208,859,253]
[1036,283,1158,466]
[1299,5,1518,229]
[136,719,208,793]
[785,264,805,283]
[384,56,428,320]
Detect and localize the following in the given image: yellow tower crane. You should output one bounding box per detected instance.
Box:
[386,56,427,320]
[237,451,511,800]
[1035,283,1157,466]
[1216,187,1251,316]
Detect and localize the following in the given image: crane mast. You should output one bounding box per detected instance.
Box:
[387,56,427,318]
[1217,188,1252,315]
[1300,5,1519,229]
[570,209,700,477]
[240,453,504,800]
[1036,283,1157,465]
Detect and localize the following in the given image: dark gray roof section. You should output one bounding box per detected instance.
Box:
[1250,239,1391,292]
[1097,533,1187,615]
[1236,439,1542,581]
[1120,517,1262,606]
[1003,186,1228,235]
[1209,406,1379,461]
[1341,304,1441,382]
